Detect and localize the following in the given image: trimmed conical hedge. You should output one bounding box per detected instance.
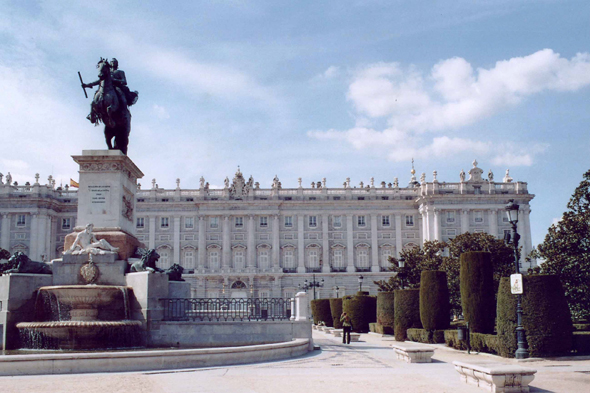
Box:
[377,292,395,334]
[394,289,422,341]
[497,275,573,357]
[310,298,333,326]
[342,293,377,333]
[329,298,343,329]
[460,252,495,333]
[420,270,450,331]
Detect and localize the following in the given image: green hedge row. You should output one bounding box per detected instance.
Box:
[310,299,333,326]
[329,298,343,329]
[406,328,445,344]
[573,332,590,354]
[443,330,499,354]
[394,289,422,341]
[377,292,395,328]
[460,252,495,334]
[497,275,573,358]
[375,323,395,335]
[342,293,377,333]
[420,270,450,331]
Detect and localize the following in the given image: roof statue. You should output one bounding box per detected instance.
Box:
[79,58,138,155]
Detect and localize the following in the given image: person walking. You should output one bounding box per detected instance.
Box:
[340,312,352,344]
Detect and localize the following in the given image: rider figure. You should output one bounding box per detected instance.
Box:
[83,58,138,124]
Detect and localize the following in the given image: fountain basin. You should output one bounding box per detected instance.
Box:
[17,320,143,350]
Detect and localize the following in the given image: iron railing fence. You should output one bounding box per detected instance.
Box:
[162,298,292,322]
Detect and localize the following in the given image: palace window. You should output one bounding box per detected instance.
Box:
[158,248,170,268]
[210,217,219,229]
[160,217,169,228]
[136,217,144,228]
[357,215,366,227]
[284,216,293,228]
[474,211,483,223]
[405,215,414,227]
[381,248,392,267]
[283,249,295,268]
[309,216,317,228]
[209,251,219,269]
[382,215,390,227]
[333,215,342,228]
[61,218,71,230]
[16,214,26,226]
[184,250,194,267]
[260,216,268,227]
[357,249,369,267]
[185,217,194,229]
[333,249,344,268]
[308,249,319,267]
[446,211,455,223]
[234,250,245,269]
[258,249,269,269]
[235,216,244,228]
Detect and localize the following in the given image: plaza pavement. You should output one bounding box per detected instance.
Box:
[1,330,589,393]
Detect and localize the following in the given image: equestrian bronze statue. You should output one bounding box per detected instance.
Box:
[80,58,138,155]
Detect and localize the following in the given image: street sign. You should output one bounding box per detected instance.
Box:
[510,274,523,294]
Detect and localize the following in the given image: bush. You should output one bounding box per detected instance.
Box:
[377,291,395,326]
[394,289,422,341]
[407,328,445,343]
[329,298,343,329]
[497,275,573,358]
[342,294,377,333]
[310,299,333,326]
[444,329,499,354]
[420,271,450,331]
[573,332,590,354]
[460,252,495,334]
[375,324,395,335]
[444,329,466,350]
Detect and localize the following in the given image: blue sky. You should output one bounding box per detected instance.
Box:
[1,1,589,248]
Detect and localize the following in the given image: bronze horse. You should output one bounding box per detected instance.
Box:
[88,58,131,155]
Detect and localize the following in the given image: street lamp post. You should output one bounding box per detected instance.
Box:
[505,199,529,360]
[299,274,324,300]
[358,275,364,292]
[398,257,406,290]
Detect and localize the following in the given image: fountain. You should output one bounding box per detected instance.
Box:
[16,285,142,350]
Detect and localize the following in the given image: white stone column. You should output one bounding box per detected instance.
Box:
[461,209,470,234]
[346,214,355,272]
[425,207,433,241]
[433,208,441,241]
[148,216,156,249]
[370,214,379,272]
[489,209,498,239]
[173,216,181,265]
[294,291,309,321]
[49,215,57,260]
[272,214,280,268]
[29,213,39,260]
[524,207,533,260]
[395,213,403,258]
[222,215,231,268]
[0,213,10,251]
[247,215,256,268]
[197,216,206,270]
[322,214,330,273]
[297,215,305,273]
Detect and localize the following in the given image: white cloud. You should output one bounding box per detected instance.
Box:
[310,49,588,165]
[323,66,340,79]
[152,104,170,120]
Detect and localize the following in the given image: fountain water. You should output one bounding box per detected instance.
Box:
[16,285,142,350]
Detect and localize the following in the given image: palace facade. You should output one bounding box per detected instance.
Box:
[0,160,534,300]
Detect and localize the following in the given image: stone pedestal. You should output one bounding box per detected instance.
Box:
[51,254,128,286]
[0,274,53,350]
[65,150,145,260]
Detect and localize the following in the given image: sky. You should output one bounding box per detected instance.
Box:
[1,1,589,248]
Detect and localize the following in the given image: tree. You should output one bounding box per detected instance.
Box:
[375,232,515,316]
[530,169,590,320]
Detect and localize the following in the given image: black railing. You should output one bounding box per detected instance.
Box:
[331,266,347,272]
[283,268,297,273]
[306,267,322,273]
[162,298,292,322]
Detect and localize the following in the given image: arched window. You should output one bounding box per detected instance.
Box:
[331,244,346,271]
[380,244,394,268]
[207,245,221,270]
[183,247,196,268]
[234,250,245,269]
[355,243,370,269]
[231,280,247,289]
[258,249,269,269]
[157,246,171,269]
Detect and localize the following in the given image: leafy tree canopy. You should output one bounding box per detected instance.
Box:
[375,232,515,316]
[530,169,590,320]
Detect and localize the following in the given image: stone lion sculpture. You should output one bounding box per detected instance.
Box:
[129,249,184,281]
[0,251,52,275]
[130,248,163,273]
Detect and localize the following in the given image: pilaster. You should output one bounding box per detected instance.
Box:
[222,215,230,268]
[272,214,280,268]
[173,216,181,265]
[346,214,355,272]
[461,209,470,234]
[1,213,10,252]
[370,214,379,272]
[148,216,156,249]
[247,215,256,268]
[197,216,206,270]
[394,213,403,258]
[297,215,305,273]
[322,214,330,273]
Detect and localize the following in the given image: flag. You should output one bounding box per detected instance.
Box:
[70,179,79,188]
